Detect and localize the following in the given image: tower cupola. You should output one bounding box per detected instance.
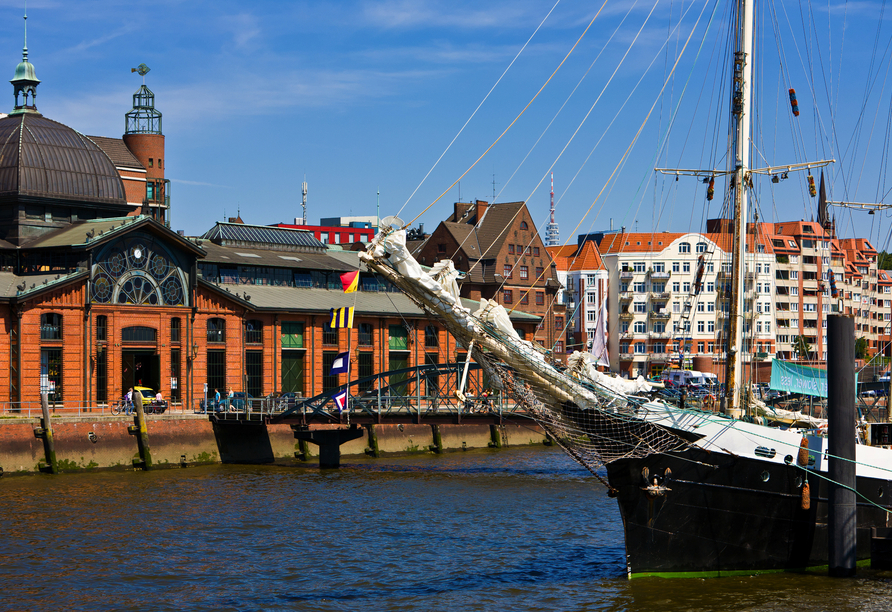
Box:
[10,8,40,114]
[125,64,162,134]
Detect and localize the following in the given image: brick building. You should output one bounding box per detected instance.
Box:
[0,46,540,410]
[413,200,567,359]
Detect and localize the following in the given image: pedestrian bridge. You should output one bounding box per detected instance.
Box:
[209,362,538,467]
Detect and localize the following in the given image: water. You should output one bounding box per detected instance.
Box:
[1,447,890,611]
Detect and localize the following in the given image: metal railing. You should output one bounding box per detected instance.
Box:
[0,401,193,419]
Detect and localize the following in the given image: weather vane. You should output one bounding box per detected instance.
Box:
[131,63,150,85]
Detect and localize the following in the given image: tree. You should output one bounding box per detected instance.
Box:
[879,251,892,270]
[855,336,870,360]
[793,335,812,361]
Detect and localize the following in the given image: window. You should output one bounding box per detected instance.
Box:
[653,282,665,293]
[148,158,153,168]
[40,313,62,340]
[683,262,691,273]
[207,318,225,343]
[634,282,646,293]
[323,322,338,346]
[146,182,154,200]
[158,159,162,169]
[634,321,646,333]
[359,323,374,347]
[634,342,646,354]
[706,282,715,292]
[520,293,529,305]
[634,301,646,313]
[634,262,646,272]
[503,264,512,279]
[533,247,540,256]
[41,348,63,402]
[520,221,528,230]
[672,262,680,272]
[672,282,680,292]
[438,243,447,254]
[322,351,339,392]
[425,325,439,348]
[536,292,544,305]
[245,319,263,344]
[96,315,108,342]
[707,321,715,332]
[555,316,564,329]
[122,326,157,343]
[535,266,544,278]
[206,349,226,398]
[653,262,665,272]
[170,317,180,343]
[520,266,529,280]
[696,243,707,253]
[503,290,513,304]
[389,325,409,351]
[679,242,690,253]
[697,321,704,332]
[246,350,263,398]
[508,244,515,254]
[683,282,691,292]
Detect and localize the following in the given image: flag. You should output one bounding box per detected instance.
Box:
[333,389,348,411]
[330,351,350,376]
[340,270,359,293]
[329,306,354,328]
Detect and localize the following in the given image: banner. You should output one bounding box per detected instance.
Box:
[769,360,858,398]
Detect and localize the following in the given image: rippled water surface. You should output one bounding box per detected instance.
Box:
[1,446,891,611]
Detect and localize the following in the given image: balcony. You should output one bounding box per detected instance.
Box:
[649,269,671,280]
[717,310,730,319]
[620,270,635,280]
[649,331,670,339]
[717,270,733,279]
[650,291,671,300]
[619,291,633,301]
[619,352,635,360]
[649,310,671,320]
[648,354,668,363]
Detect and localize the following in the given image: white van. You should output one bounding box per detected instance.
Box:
[663,369,707,389]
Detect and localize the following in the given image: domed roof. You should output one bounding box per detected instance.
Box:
[0,113,126,205]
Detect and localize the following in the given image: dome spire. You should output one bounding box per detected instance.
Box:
[10,1,40,115]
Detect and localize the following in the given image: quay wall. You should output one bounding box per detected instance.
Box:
[0,414,548,475]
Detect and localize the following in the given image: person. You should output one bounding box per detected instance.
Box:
[125,387,133,415]
[680,387,687,411]
[214,388,221,412]
[155,391,163,407]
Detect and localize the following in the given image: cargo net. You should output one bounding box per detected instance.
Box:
[477,355,691,476]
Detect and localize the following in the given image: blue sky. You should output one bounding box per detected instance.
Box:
[3,0,892,250]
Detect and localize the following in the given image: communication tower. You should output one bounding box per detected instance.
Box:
[545,172,560,246]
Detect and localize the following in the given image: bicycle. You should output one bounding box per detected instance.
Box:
[111,400,134,416]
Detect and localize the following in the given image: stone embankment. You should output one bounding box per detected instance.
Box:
[0,413,548,475]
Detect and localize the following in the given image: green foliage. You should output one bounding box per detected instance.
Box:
[855,336,870,360]
[793,335,812,360]
[879,251,892,270]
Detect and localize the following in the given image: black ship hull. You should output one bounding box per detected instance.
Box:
[606,447,891,578]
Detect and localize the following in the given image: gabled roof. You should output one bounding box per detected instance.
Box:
[568,240,604,271]
[201,222,326,252]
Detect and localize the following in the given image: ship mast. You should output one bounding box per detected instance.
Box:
[725,0,754,419]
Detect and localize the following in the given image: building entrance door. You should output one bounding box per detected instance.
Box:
[122,350,160,396]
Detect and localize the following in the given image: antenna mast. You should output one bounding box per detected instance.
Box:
[300,177,308,225]
[545,172,560,247]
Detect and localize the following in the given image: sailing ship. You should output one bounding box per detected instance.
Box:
[359,0,892,577]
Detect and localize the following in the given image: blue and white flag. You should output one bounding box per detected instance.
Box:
[330,351,350,376]
[333,389,348,411]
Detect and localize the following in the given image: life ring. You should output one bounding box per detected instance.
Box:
[703,394,715,410]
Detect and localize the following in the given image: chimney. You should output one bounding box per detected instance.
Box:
[475,199,488,222]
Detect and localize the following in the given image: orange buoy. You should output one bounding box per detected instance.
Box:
[797,437,809,466]
[808,174,817,197]
[801,480,811,510]
[707,177,715,201]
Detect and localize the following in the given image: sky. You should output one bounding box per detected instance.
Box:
[3,0,892,250]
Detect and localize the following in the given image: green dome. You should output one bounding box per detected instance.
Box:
[11,59,38,84]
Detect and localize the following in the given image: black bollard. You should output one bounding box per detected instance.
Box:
[827,315,856,577]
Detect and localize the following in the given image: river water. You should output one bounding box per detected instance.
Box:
[1,446,890,611]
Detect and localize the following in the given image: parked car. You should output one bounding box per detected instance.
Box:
[132,386,168,414]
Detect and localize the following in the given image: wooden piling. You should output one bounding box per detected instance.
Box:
[34,393,58,474]
[128,390,153,470]
[430,424,444,453]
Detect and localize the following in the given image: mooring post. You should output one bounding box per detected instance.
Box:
[365,424,380,457]
[488,424,502,448]
[828,314,856,577]
[128,390,153,470]
[429,424,444,453]
[33,392,58,474]
[295,438,310,461]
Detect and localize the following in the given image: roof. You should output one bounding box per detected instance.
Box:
[87,136,144,169]
[202,282,540,321]
[0,269,88,300]
[201,222,326,252]
[0,114,126,204]
[568,240,604,271]
[200,241,358,272]
[23,215,206,255]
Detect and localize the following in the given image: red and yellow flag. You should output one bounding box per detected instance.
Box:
[340,270,359,293]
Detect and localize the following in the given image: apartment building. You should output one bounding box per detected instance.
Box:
[547,240,609,354]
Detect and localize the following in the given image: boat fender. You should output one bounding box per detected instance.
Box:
[797,437,809,466]
[706,177,715,201]
[800,480,811,510]
[808,174,817,197]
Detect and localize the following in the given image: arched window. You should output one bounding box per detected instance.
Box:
[40,313,62,340]
[679,242,691,253]
[245,319,263,344]
[520,221,528,230]
[696,242,707,253]
[207,318,226,343]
